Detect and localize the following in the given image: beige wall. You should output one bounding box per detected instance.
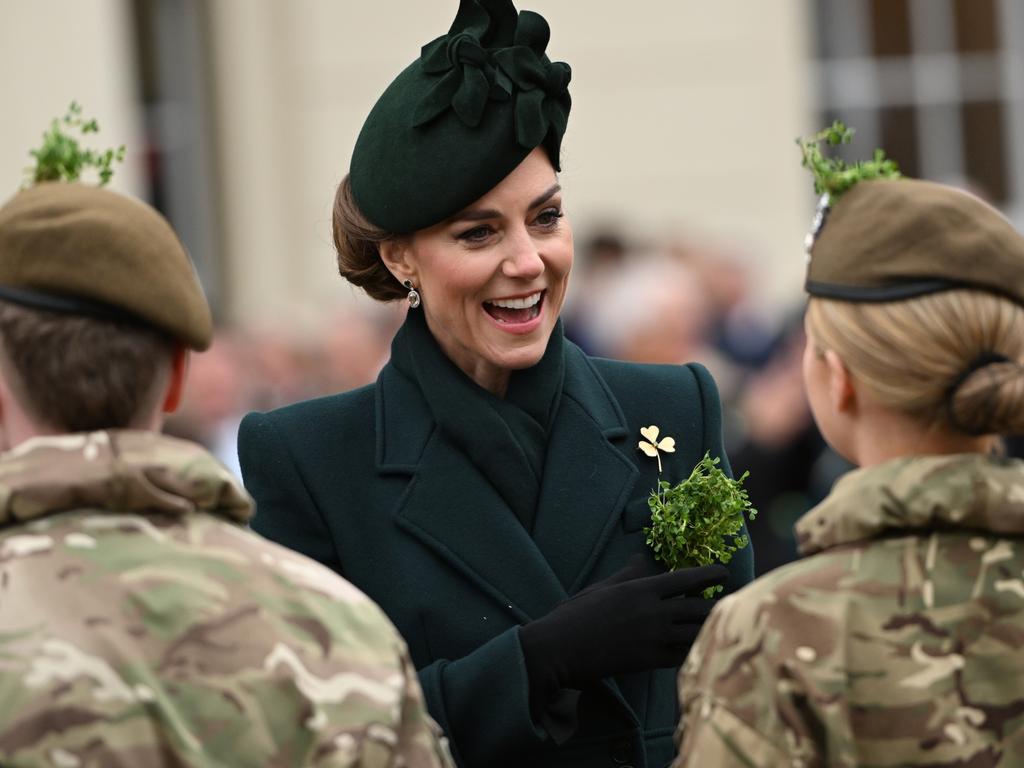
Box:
[209,0,816,329]
[0,0,144,200]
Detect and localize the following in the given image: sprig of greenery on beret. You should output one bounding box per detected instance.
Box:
[797,120,901,201]
[25,102,125,188]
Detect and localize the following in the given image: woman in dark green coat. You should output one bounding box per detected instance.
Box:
[238,2,753,766]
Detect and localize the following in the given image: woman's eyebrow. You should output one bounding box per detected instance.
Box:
[529,182,562,209]
[449,183,562,223]
[451,208,501,223]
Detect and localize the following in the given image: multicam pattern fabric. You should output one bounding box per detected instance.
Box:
[0,430,453,768]
[674,453,1024,768]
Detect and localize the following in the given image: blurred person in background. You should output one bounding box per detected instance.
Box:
[676,167,1024,765]
[240,327,315,411]
[687,248,775,370]
[317,304,404,395]
[0,179,452,766]
[167,306,400,480]
[238,1,752,765]
[165,330,247,476]
[582,254,747,405]
[584,255,714,363]
[561,229,629,354]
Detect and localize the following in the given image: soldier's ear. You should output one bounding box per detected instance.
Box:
[161,346,189,414]
[824,349,856,414]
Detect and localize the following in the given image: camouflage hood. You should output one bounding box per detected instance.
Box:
[0,430,251,527]
[796,452,1024,556]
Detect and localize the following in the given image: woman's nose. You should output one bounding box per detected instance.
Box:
[502,228,545,280]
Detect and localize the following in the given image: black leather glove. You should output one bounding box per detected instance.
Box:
[519,559,727,709]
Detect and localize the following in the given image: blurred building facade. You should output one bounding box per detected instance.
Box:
[5,1,1024,328]
[2,0,815,328]
[814,0,1024,218]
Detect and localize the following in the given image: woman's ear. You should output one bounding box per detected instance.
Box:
[379,239,416,286]
[824,349,856,414]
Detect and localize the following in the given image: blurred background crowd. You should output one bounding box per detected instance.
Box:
[3,0,1024,575]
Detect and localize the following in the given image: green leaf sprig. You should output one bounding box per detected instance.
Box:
[797,120,901,201]
[644,453,756,598]
[25,101,126,188]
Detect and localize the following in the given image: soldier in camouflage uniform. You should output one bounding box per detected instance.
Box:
[0,182,453,767]
[675,173,1024,765]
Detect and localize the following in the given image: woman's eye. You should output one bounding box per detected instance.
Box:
[457,225,493,243]
[535,208,564,228]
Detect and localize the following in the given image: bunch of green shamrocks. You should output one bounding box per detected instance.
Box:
[797,120,901,201]
[644,453,756,598]
[25,101,125,187]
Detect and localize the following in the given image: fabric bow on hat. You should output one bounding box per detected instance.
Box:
[412,0,571,155]
[493,11,572,152]
[412,0,517,128]
[414,32,504,128]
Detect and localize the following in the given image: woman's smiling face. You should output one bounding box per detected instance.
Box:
[383,148,573,395]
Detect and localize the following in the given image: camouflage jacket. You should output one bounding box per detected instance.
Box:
[674,453,1024,768]
[0,430,453,768]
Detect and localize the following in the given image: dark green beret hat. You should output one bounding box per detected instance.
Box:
[350,0,571,234]
[0,183,213,350]
[806,178,1024,305]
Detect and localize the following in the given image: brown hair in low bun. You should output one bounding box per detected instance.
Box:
[805,290,1024,436]
[332,175,405,302]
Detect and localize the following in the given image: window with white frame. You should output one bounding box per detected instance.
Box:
[813,0,1024,222]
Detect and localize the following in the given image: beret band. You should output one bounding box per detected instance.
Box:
[0,284,144,325]
[805,278,964,303]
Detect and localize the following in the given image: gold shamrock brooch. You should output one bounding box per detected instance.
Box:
[638,425,675,473]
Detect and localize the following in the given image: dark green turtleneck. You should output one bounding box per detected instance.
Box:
[389,309,565,532]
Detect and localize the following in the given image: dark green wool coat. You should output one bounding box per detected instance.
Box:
[238,340,753,768]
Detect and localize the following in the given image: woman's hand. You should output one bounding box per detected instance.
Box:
[519,558,727,708]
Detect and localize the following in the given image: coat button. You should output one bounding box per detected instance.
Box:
[611,740,632,764]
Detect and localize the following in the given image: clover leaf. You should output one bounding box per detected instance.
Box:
[797,120,901,202]
[25,101,126,188]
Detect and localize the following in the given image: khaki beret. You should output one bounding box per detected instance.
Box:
[0,183,212,350]
[806,178,1024,305]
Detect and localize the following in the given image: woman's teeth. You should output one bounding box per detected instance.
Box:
[483,291,543,323]
[487,291,542,310]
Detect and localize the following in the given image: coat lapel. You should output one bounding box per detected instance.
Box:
[376,354,640,721]
[376,365,568,622]
[532,345,639,592]
[374,346,640,615]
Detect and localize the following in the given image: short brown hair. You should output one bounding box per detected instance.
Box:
[806,291,1024,436]
[332,174,405,302]
[0,301,173,432]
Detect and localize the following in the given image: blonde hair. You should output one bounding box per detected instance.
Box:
[805,291,1024,435]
